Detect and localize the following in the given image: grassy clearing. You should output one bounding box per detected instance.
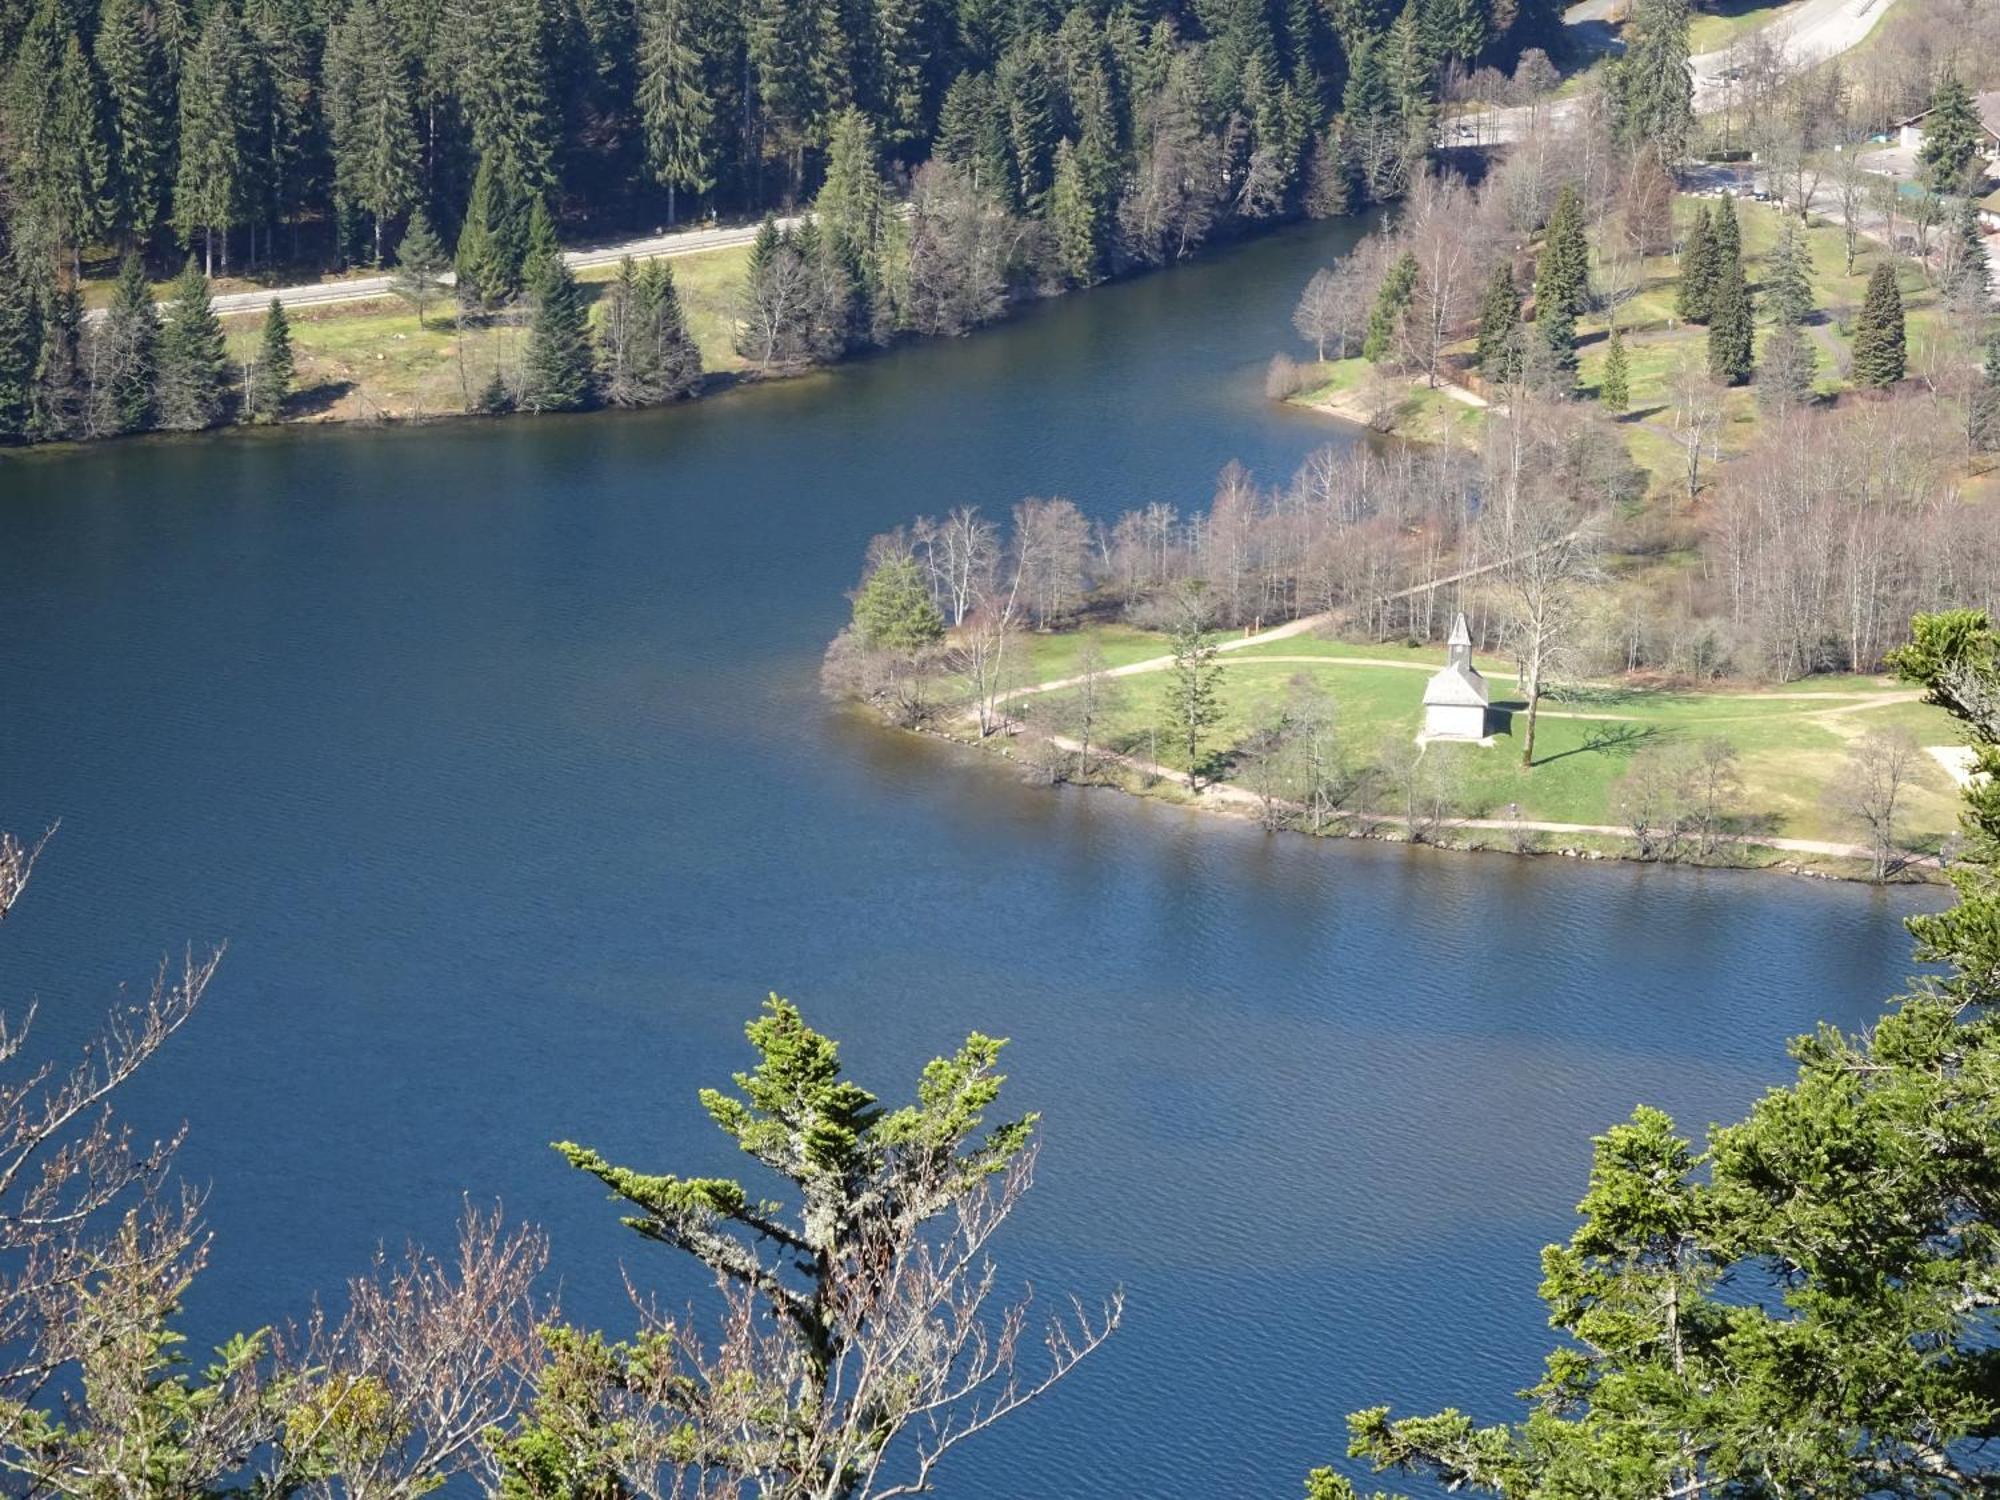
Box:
[1007,625,1967,849]
[217,242,752,423]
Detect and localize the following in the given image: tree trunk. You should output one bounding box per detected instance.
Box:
[1521,668,1541,768]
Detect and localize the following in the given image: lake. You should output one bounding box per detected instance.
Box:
[0,220,1934,1496]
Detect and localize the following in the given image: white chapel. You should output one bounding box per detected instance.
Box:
[1422,613,1489,742]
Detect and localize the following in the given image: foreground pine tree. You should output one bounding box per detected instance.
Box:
[1764,218,1814,329]
[154,260,229,430]
[1599,323,1629,412]
[1943,196,1991,309]
[0,221,36,443]
[244,298,293,422]
[520,259,593,413]
[391,208,448,328]
[1362,250,1417,364]
[1475,261,1522,380]
[1706,253,1753,385]
[1852,260,1907,389]
[93,252,159,434]
[598,256,700,406]
[1676,202,1716,323]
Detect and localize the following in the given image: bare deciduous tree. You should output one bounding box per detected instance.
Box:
[1826,726,1924,880]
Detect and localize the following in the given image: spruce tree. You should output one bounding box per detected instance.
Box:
[599,255,701,405]
[1475,260,1521,380]
[521,194,561,288]
[870,0,930,147]
[520,258,593,412]
[174,0,250,275]
[94,0,170,246]
[244,296,292,421]
[1973,331,2000,453]
[0,211,38,444]
[48,33,117,268]
[455,157,520,312]
[1764,217,1814,329]
[154,259,229,429]
[1605,0,1692,160]
[1600,322,1629,412]
[638,259,700,399]
[391,208,447,327]
[1942,195,1991,309]
[1758,319,1816,413]
[815,109,888,311]
[1362,249,1417,363]
[324,0,421,265]
[1706,252,1753,385]
[93,251,159,434]
[1676,203,1717,323]
[28,272,87,441]
[1711,196,1741,273]
[1048,137,1105,288]
[637,0,715,224]
[1851,260,1907,389]
[1918,73,1982,194]
[1535,182,1590,328]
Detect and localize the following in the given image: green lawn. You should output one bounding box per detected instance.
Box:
[1008,628,1966,851]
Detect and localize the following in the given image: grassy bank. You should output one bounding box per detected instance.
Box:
[992,622,1966,870]
[215,242,753,424]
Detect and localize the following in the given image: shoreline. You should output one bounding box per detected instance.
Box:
[919,713,1948,886]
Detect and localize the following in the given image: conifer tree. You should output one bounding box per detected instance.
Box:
[815,108,888,312]
[1475,260,1521,379]
[456,0,557,201]
[1852,260,1907,389]
[1706,252,1753,385]
[1764,217,1814,329]
[174,0,251,275]
[0,228,35,443]
[1973,331,2000,453]
[1535,182,1589,328]
[1942,195,1991,309]
[94,0,170,246]
[1758,319,1816,413]
[637,0,715,224]
[92,251,159,434]
[1362,249,1417,363]
[244,296,291,421]
[391,208,447,327]
[324,0,421,265]
[1600,322,1629,412]
[154,259,229,429]
[48,33,117,268]
[871,0,931,147]
[1711,195,1741,271]
[1918,73,1982,194]
[1676,202,1716,323]
[455,156,522,312]
[1047,137,1104,287]
[599,255,701,405]
[1605,0,1692,160]
[28,272,87,440]
[520,258,593,412]
[522,194,561,287]
[638,259,700,398]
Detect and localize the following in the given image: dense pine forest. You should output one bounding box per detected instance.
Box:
[0,0,1564,442]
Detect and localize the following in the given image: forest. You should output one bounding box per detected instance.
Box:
[0,0,1568,442]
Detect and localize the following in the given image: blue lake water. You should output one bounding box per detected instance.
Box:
[0,220,1934,1496]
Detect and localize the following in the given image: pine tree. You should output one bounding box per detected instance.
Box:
[48,33,117,267]
[815,108,888,311]
[520,258,593,412]
[1475,260,1521,379]
[1362,249,1417,363]
[1600,322,1629,412]
[639,259,700,398]
[637,0,715,224]
[1711,195,1741,271]
[154,259,229,429]
[1605,0,1692,160]
[455,156,523,311]
[522,194,561,287]
[1918,73,1982,194]
[1942,195,1991,309]
[871,0,932,147]
[1706,252,1753,385]
[0,226,36,443]
[1758,319,1816,413]
[391,208,448,327]
[94,0,170,246]
[324,0,421,265]
[1851,259,1907,390]
[1535,181,1589,328]
[1676,203,1717,323]
[174,1,251,275]
[1973,331,2000,453]
[1047,136,1104,287]
[455,0,557,201]
[243,296,292,421]
[599,255,700,405]
[92,251,158,434]
[1764,217,1814,329]
[28,271,87,440]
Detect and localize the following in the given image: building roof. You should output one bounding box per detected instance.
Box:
[1895,91,2000,141]
[1424,662,1490,708]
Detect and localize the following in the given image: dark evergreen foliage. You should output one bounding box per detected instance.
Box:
[1852,260,1907,390]
[1676,203,1716,324]
[154,259,229,429]
[1475,260,1521,380]
[1362,249,1417,364]
[521,258,595,412]
[244,297,292,422]
[1599,323,1629,412]
[1706,251,1753,386]
[91,251,158,434]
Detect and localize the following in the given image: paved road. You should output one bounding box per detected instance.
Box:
[1462,0,1895,144]
[194,215,800,319]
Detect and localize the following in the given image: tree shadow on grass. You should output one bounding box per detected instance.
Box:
[289,380,356,417]
[1531,721,1672,766]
